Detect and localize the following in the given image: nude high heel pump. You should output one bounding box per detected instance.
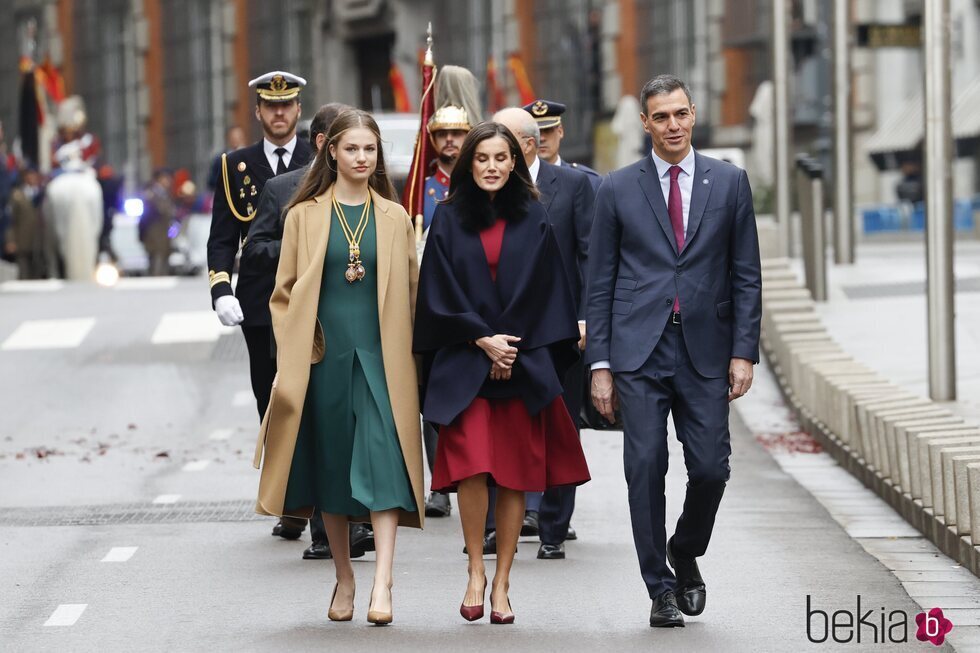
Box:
[367,584,393,625]
[327,583,354,622]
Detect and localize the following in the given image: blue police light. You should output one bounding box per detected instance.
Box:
[124,198,144,218]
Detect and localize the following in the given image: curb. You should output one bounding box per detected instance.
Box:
[759,258,980,576]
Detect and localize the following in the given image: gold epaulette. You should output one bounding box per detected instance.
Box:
[221,153,257,222]
[209,270,231,288]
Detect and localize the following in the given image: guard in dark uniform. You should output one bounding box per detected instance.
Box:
[523,99,602,191]
[207,70,313,540]
[521,98,603,553]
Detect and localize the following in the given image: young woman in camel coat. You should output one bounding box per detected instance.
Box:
[253,109,422,625]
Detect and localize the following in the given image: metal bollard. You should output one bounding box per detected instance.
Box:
[795,155,827,301]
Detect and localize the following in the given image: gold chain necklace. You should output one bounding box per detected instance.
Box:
[332,193,371,283]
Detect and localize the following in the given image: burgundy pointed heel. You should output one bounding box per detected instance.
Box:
[490,598,515,625]
[459,574,487,622]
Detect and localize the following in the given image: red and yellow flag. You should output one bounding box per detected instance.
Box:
[389,61,412,113]
[486,55,506,113]
[507,53,535,106]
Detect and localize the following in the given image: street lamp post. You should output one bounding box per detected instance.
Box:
[772,0,792,257]
[831,0,854,264]
[923,0,956,401]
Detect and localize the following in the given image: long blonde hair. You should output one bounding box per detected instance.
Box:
[287,109,397,211]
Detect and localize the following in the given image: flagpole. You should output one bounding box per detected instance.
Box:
[404,22,437,241]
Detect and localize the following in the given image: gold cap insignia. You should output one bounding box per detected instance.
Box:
[531,101,548,116]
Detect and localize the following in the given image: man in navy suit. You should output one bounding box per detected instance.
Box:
[586,75,761,628]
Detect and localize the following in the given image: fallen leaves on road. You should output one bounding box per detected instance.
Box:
[755,430,823,454]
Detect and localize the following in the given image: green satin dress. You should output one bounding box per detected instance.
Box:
[283,201,416,517]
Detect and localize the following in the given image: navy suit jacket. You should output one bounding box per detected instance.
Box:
[585,151,761,378]
[239,166,306,326]
[536,160,595,318]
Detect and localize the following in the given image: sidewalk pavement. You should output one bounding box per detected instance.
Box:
[803,240,980,422]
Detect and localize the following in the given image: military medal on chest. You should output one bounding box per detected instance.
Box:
[332,194,371,283]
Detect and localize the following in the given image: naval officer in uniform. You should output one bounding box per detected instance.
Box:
[523,99,601,191]
[206,70,313,540]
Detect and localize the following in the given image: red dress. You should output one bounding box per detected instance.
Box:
[430,219,591,493]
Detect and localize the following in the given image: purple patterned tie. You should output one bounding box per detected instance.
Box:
[668,165,684,312]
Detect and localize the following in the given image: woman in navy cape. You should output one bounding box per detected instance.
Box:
[413,122,590,624]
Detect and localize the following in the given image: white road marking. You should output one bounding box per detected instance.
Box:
[101,546,138,562]
[113,277,179,291]
[1,318,96,351]
[208,428,233,441]
[0,279,64,293]
[44,604,87,626]
[152,494,181,504]
[232,390,253,407]
[182,460,211,472]
[151,311,234,344]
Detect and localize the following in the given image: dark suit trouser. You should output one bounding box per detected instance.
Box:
[242,323,324,538]
[241,325,276,420]
[423,421,439,475]
[614,319,731,599]
[539,356,584,545]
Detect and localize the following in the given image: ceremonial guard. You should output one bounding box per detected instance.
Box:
[207,70,313,540]
[421,106,470,233]
[523,99,602,190]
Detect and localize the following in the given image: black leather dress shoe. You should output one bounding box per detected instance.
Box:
[520,510,539,537]
[271,518,305,540]
[566,525,577,541]
[303,541,332,559]
[536,543,565,559]
[463,529,514,555]
[350,523,375,553]
[424,492,451,517]
[649,591,685,628]
[667,536,706,616]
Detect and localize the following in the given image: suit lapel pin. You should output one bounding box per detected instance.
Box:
[702,179,709,184]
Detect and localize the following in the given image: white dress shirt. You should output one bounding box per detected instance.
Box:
[263,135,297,173]
[591,147,696,372]
[528,156,541,183]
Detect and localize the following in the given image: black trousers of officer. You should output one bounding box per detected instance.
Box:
[538,355,584,545]
[242,324,326,543]
[613,316,730,600]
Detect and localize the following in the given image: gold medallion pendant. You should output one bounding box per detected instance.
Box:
[333,194,372,284]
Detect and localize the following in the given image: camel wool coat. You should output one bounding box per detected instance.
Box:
[253,185,424,529]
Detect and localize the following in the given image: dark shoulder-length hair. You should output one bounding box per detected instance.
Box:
[287,109,397,212]
[444,122,539,232]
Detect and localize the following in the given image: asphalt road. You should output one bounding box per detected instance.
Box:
[0,276,935,651]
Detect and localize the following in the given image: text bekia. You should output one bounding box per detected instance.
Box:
[806,595,907,644]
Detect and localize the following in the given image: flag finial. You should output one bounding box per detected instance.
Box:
[424,22,434,66]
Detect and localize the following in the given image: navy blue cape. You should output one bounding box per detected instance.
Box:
[413,200,579,426]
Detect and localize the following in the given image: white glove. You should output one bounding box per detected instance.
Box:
[215,295,244,326]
